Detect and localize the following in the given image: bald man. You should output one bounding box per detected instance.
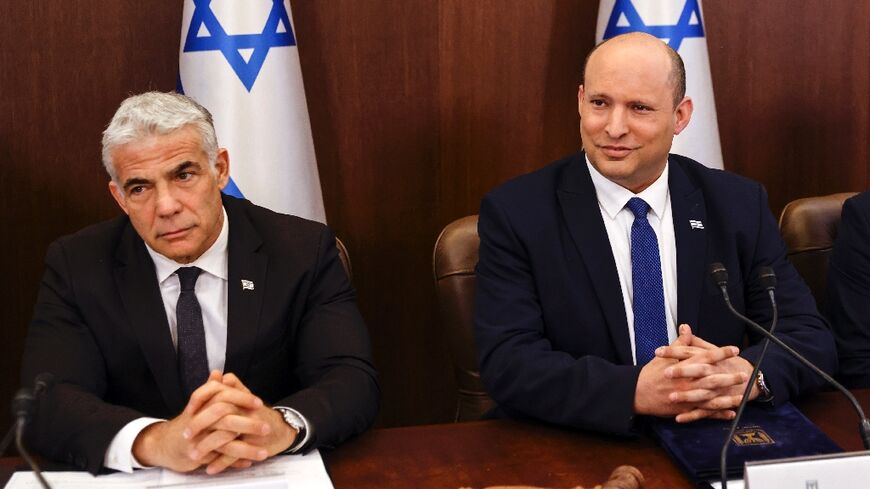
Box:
[473,33,836,433]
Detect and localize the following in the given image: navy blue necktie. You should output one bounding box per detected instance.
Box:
[626,197,669,365]
[176,266,209,397]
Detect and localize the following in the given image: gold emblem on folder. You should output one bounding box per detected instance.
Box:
[732,426,774,446]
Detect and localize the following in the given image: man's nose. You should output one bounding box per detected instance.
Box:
[154,184,182,217]
[605,107,629,139]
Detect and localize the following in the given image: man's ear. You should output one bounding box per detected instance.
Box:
[108,181,129,215]
[215,149,230,189]
[577,84,585,112]
[673,96,694,135]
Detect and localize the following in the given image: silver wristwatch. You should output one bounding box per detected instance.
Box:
[273,406,307,453]
[754,370,773,402]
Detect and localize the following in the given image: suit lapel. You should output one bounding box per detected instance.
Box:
[222,197,268,377]
[113,223,186,413]
[557,154,633,365]
[669,159,707,336]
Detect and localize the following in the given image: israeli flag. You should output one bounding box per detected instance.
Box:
[596,0,724,170]
[179,0,326,222]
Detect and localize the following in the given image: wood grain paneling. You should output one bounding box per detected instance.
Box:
[292,0,451,426]
[436,0,598,225]
[0,1,181,435]
[1,1,868,440]
[705,0,870,213]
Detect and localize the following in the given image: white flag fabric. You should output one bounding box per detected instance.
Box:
[179,0,326,222]
[595,0,724,170]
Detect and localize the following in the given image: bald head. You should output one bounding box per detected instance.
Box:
[576,31,694,193]
[582,32,686,107]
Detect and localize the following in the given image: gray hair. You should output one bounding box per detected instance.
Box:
[101,91,219,182]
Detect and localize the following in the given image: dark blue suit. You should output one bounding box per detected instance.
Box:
[474,152,836,434]
[827,190,870,388]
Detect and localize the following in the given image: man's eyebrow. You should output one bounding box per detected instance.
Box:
[121,161,201,191]
[122,177,151,192]
[169,161,198,175]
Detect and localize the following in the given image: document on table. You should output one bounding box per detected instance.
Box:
[4,450,333,489]
[708,480,744,489]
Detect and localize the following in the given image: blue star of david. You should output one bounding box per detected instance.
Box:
[183,0,296,92]
[603,0,704,51]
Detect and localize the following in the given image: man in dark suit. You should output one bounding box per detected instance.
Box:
[20,92,378,474]
[474,33,836,433]
[827,190,870,387]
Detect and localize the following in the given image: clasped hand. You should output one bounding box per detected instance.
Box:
[634,324,758,423]
[132,370,296,474]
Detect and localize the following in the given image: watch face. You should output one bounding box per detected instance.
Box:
[285,415,301,430]
[278,408,303,430]
[755,372,772,400]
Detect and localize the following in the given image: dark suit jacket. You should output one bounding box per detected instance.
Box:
[827,190,870,388]
[20,194,379,473]
[474,152,836,434]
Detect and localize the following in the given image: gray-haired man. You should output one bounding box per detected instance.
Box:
[21,91,379,474]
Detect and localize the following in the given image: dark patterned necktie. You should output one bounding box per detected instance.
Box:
[175,266,209,398]
[626,197,669,365]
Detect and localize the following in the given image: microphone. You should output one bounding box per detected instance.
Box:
[709,263,870,487]
[3,373,54,489]
[757,267,777,291]
[32,373,54,399]
[1,373,54,455]
[712,265,778,489]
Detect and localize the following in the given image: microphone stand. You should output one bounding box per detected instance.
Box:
[6,374,54,489]
[720,295,870,445]
[14,410,51,489]
[717,284,777,489]
[0,424,14,456]
[1,375,53,455]
[710,263,870,488]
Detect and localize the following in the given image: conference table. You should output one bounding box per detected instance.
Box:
[2,389,867,488]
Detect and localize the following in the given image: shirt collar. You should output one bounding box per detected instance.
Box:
[585,154,670,221]
[145,206,229,284]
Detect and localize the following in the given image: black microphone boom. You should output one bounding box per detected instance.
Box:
[712,264,778,489]
[709,262,870,487]
[4,374,54,489]
[0,373,54,455]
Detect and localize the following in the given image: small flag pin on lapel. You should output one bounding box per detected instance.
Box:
[241,279,255,291]
[689,219,704,230]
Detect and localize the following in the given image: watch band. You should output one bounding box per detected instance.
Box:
[273,406,307,453]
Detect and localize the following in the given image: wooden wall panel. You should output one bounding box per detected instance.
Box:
[292,0,451,426]
[0,1,181,435]
[1,1,868,440]
[705,0,870,213]
[436,0,598,225]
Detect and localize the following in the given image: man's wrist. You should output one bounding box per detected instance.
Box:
[131,420,166,468]
[105,417,164,472]
[273,406,309,453]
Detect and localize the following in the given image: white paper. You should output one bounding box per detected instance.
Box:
[708,480,744,489]
[4,450,333,489]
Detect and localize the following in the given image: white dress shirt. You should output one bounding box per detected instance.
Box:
[586,156,678,365]
[104,207,309,472]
